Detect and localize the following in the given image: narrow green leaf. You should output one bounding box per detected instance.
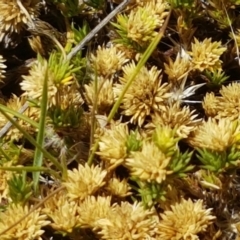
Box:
[0,146,11,161]
[32,65,49,193]
[0,166,60,180]
[0,104,39,128]
[0,103,62,172]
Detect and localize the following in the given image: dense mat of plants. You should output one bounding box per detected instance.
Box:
[1,0,240,239]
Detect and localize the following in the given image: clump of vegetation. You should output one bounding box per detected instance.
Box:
[1,0,240,239]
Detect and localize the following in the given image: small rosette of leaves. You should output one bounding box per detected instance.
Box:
[134,179,166,209]
[111,2,168,51]
[48,105,84,129]
[169,150,194,177]
[48,52,80,86]
[126,130,142,153]
[197,169,222,190]
[152,126,180,157]
[196,145,240,173]
[204,69,229,87]
[70,21,90,46]
[8,172,33,205]
[111,14,140,51]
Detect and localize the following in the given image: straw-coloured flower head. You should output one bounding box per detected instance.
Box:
[21,53,75,106]
[0,94,40,141]
[203,82,240,120]
[202,92,220,118]
[189,118,240,152]
[43,192,80,234]
[84,77,114,114]
[0,161,14,203]
[189,38,226,72]
[126,140,172,183]
[0,0,40,45]
[90,45,128,78]
[97,123,129,170]
[217,82,240,119]
[105,177,131,197]
[116,0,168,48]
[0,203,50,240]
[0,55,6,82]
[78,195,112,228]
[97,201,158,239]
[145,103,200,138]
[20,57,56,101]
[158,199,215,239]
[63,163,107,201]
[164,52,191,83]
[114,62,171,126]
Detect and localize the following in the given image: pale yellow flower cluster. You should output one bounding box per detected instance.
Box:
[43,192,80,233]
[164,38,226,84]
[145,102,200,138]
[189,38,226,72]
[20,58,55,101]
[84,77,114,114]
[189,118,240,152]
[164,51,191,83]
[97,122,129,170]
[114,62,171,126]
[0,0,39,46]
[105,177,131,197]
[90,45,128,78]
[126,0,169,47]
[126,140,172,183]
[78,195,112,229]
[158,199,215,239]
[0,203,50,240]
[63,163,107,201]
[98,201,158,239]
[20,57,81,106]
[0,161,13,203]
[78,196,160,239]
[203,82,240,120]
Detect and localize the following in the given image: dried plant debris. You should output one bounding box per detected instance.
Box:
[1,0,240,239]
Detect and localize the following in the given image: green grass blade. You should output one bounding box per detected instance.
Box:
[32,66,49,193]
[0,146,11,161]
[0,166,60,180]
[0,106,62,171]
[0,104,39,128]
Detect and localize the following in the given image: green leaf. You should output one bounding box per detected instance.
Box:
[0,103,39,129]
[32,63,48,194]
[169,150,194,176]
[0,109,61,171]
[7,172,33,205]
[197,148,227,172]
